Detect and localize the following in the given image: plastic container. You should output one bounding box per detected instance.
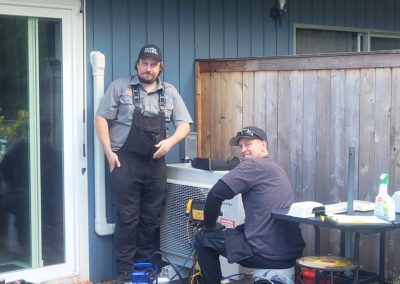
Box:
[392,191,400,213]
[374,173,396,221]
[131,262,157,284]
[296,268,331,284]
[252,267,295,284]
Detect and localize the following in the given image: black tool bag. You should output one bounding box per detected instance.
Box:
[191,156,240,171]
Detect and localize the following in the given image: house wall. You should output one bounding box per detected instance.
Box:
[85,0,400,282]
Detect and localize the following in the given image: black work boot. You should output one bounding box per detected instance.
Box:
[117,272,131,284]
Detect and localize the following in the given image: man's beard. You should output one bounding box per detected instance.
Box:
[138,73,158,84]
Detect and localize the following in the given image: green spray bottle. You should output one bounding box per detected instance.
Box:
[374,173,395,221]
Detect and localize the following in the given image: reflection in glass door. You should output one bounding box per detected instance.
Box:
[0,15,64,272]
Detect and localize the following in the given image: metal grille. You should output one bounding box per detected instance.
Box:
[160,182,210,263]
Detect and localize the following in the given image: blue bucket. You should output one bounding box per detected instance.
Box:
[131,262,157,284]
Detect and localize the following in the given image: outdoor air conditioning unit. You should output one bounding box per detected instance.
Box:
[160,163,246,279]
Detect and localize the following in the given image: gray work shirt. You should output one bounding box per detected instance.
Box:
[221,156,303,260]
[96,76,193,151]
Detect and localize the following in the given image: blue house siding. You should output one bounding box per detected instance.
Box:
[86,0,400,282]
[85,0,114,282]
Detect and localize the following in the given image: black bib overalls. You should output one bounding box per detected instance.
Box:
[112,84,167,274]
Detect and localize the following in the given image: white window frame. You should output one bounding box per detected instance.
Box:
[0,1,88,283]
[294,23,400,55]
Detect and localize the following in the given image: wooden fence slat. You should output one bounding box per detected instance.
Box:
[358,68,379,274]
[315,70,333,256]
[277,71,291,174]
[344,69,360,200]
[265,71,278,158]
[388,67,400,278]
[330,69,346,203]
[329,69,346,255]
[290,71,304,200]
[196,66,211,157]
[374,68,392,177]
[303,71,317,201]
[242,72,254,127]
[390,67,400,202]
[210,72,221,158]
[372,68,393,274]
[220,72,232,159]
[359,69,376,201]
[232,72,244,148]
[301,71,317,257]
[316,70,331,203]
[254,72,267,131]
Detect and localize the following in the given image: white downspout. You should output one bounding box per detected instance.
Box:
[90,51,115,236]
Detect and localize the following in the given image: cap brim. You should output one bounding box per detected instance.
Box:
[230,135,258,146]
[139,54,162,62]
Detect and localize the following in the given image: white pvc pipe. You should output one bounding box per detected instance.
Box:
[90,51,115,236]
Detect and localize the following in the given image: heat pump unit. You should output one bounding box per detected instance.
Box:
[160,163,246,279]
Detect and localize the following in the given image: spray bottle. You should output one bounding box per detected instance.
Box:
[374,173,396,221]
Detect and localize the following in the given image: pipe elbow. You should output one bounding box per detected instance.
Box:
[95,218,115,236]
[90,51,105,75]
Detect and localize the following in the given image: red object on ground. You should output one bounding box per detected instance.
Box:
[297,268,332,284]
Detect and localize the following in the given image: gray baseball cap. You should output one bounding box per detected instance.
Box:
[230,126,268,146]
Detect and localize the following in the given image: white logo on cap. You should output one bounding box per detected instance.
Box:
[144,47,158,55]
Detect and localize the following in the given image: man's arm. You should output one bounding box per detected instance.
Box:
[153,122,190,159]
[204,180,235,230]
[94,115,120,171]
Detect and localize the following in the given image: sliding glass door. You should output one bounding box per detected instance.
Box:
[0,14,64,272]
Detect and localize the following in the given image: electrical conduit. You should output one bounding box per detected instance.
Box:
[90,51,115,236]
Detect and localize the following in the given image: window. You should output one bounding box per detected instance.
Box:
[370,34,400,51]
[295,25,400,55]
[296,28,359,54]
[0,2,86,282]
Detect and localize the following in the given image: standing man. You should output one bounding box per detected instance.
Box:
[195,126,305,284]
[94,44,193,284]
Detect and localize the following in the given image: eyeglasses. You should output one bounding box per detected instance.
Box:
[236,128,261,140]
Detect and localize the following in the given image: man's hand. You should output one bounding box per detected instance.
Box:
[153,138,173,159]
[106,151,121,172]
[153,123,190,159]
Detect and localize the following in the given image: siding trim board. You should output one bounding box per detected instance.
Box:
[197,50,400,73]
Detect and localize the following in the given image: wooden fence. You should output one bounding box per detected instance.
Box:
[195,51,400,278]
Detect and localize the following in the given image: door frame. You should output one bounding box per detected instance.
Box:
[0,1,88,282]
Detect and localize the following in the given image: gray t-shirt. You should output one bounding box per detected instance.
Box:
[96,76,193,151]
[221,156,303,260]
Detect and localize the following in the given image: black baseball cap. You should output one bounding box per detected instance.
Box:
[230,126,268,146]
[137,44,162,62]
